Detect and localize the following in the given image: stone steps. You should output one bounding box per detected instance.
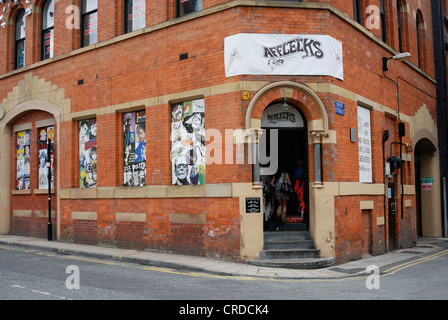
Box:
[246,228,335,269]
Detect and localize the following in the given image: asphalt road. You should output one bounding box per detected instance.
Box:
[1,243,447,304]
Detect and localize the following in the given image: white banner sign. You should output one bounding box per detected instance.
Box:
[224,33,344,80]
[358,106,372,183]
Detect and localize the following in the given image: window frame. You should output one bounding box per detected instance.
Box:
[396,0,403,52]
[80,0,98,48]
[380,0,387,43]
[41,0,55,61]
[14,9,26,70]
[124,0,146,34]
[123,110,146,187]
[416,9,425,69]
[176,0,203,18]
[353,0,362,24]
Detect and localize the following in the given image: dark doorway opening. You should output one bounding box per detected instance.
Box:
[261,128,309,231]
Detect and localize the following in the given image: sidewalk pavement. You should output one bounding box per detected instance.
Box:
[1,234,447,280]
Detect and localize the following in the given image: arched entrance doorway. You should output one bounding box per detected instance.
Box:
[414,137,442,237]
[260,99,308,231]
[245,81,335,259]
[0,99,62,238]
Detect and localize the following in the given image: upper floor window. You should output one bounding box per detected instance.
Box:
[124,0,146,33]
[353,0,362,24]
[380,0,387,43]
[396,0,403,52]
[81,0,98,47]
[176,0,202,18]
[15,10,26,69]
[416,9,425,69]
[41,0,54,60]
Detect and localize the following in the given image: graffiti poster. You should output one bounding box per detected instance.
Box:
[37,126,55,190]
[124,111,146,187]
[79,119,97,188]
[171,99,205,185]
[16,130,30,190]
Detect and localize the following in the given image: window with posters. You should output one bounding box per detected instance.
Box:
[37,126,55,190]
[123,111,146,187]
[41,0,54,60]
[79,119,97,188]
[124,0,146,33]
[16,130,31,190]
[81,0,98,47]
[176,0,202,17]
[171,99,205,185]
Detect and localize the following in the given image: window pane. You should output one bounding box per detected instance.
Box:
[43,29,54,59]
[83,12,98,46]
[178,0,202,17]
[15,11,26,40]
[126,0,146,32]
[16,39,25,68]
[43,0,54,29]
[79,119,97,188]
[83,0,98,13]
[38,126,55,190]
[171,99,205,185]
[124,111,146,187]
[16,130,31,191]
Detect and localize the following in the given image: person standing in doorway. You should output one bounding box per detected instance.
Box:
[271,170,292,224]
[293,159,306,221]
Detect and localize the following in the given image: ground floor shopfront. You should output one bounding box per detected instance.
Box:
[0,74,443,265]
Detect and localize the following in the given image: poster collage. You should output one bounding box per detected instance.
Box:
[79,119,97,188]
[16,126,54,191]
[171,99,205,185]
[124,111,146,187]
[16,130,31,190]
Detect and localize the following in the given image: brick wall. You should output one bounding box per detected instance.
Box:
[0,1,438,263]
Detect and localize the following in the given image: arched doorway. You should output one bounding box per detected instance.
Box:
[414,137,442,237]
[0,99,61,238]
[245,81,335,258]
[260,99,308,231]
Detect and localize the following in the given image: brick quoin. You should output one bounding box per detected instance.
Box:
[0,0,442,265]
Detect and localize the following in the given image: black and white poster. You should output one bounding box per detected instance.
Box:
[171,99,205,185]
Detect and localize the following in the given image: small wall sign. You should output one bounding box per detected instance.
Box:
[335,101,345,116]
[246,197,261,213]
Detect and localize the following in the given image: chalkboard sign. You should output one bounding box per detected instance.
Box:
[246,197,261,213]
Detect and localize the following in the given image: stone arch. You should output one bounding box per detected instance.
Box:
[0,72,68,236]
[246,81,329,186]
[412,128,442,238]
[245,81,329,135]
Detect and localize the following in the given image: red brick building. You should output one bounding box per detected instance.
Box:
[0,0,444,266]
